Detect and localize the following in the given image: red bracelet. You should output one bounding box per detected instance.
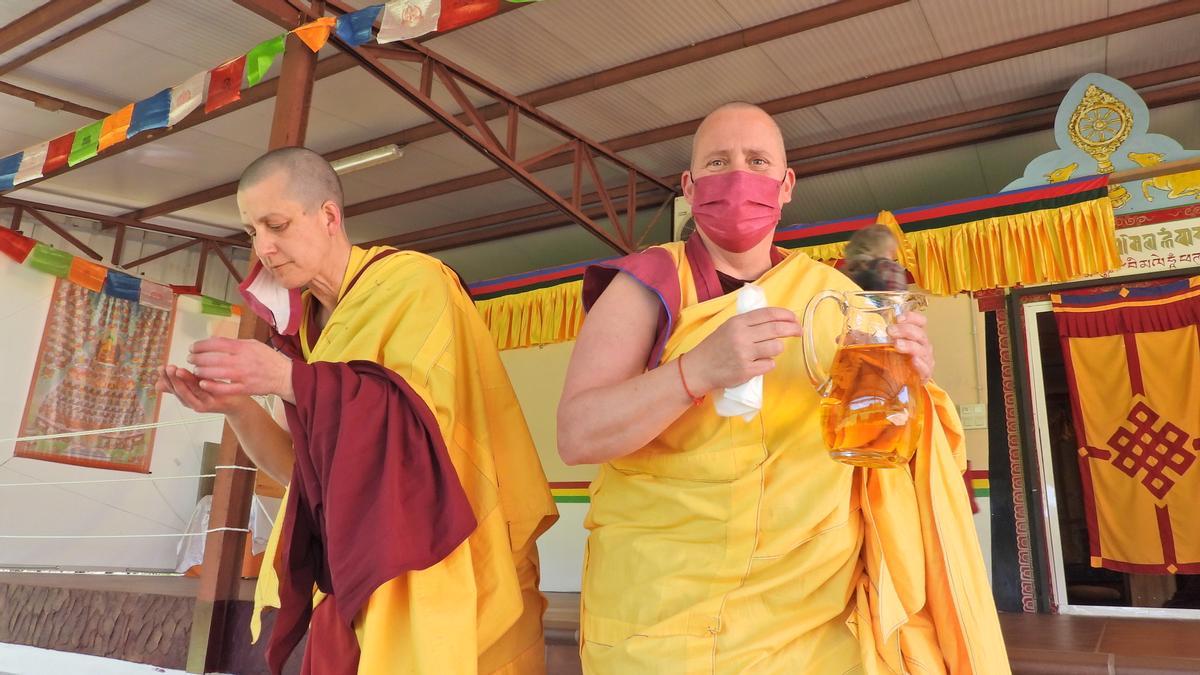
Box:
[678,352,703,406]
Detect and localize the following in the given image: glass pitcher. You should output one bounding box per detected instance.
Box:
[802,291,927,468]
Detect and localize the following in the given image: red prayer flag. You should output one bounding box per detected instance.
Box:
[43,133,75,175]
[205,55,246,114]
[436,0,498,31]
[0,228,36,263]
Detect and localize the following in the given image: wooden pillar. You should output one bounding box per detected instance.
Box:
[186,10,318,671]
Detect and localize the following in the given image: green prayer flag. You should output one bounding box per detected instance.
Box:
[67,120,103,166]
[26,243,73,277]
[200,295,233,317]
[245,34,286,87]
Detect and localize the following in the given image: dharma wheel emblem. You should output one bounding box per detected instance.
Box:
[1068,84,1133,174]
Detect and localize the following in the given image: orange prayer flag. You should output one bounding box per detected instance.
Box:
[293,17,336,52]
[99,103,135,152]
[68,257,108,292]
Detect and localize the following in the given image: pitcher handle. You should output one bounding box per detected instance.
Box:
[802,290,845,396]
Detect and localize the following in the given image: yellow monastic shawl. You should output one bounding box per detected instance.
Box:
[252,246,558,674]
[580,242,1008,673]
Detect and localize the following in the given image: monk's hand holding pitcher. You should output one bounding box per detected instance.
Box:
[803,291,929,468]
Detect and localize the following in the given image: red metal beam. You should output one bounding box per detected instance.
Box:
[23,205,102,260]
[344,0,1200,218]
[0,0,100,56]
[111,223,125,265]
[121,237,201,269]
[0,80,106,118]
[330,34,674,253]
[209,243,244,283]
[408,192,669,254]
[0,0,150,77]
[127,0,891,220]
[392,70,1200,254]
[0,196,247,246]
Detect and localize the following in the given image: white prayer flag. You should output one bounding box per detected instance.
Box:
[14,142,48,185]
[378,0,440,43]
[169,71,206,126]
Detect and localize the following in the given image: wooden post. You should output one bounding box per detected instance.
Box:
[185,6,318,671]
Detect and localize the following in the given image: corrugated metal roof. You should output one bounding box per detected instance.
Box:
[950,40,1107,109]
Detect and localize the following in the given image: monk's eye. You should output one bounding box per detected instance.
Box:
[707,158,726,168]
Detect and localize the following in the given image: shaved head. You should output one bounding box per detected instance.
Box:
[690,101,786,172]
[238,146,344,212]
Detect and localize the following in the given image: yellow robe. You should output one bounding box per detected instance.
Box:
[580,242,1008,673]
[252,246,558,674]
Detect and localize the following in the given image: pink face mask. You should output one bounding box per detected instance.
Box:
[690,170,783,252]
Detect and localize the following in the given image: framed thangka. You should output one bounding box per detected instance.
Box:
[15,278,174,472]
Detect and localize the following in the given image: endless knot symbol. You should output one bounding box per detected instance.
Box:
[1105,401,1195,499]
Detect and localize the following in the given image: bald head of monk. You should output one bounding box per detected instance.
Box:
[237,147,351,291]
[681,102,796,255]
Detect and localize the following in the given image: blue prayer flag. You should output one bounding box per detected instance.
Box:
[0,152,21,190]
[128,89,172,137]
[335,4,384,46]
[103,270,142,302]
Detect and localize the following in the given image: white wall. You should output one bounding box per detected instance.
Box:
[0,246,240,572]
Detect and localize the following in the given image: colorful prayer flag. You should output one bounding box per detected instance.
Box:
[43,133,74,174]
[201,295,233,317]
[68,257,107,292]
[26,244,73,277]
[293,17,336,52]
[245,34,286,86]
[205,56,246,114]
[170,71,206,126]
[103,270,141,302]
[129,89,171,137]
[335,4,384,46]
[99,103,134,152]
[139,280,174,311]
[68,120,103,166]
[14,142,47,185]
[0,153,20,190]
[378,0,440,42]
[0,229,36,263]
[437,0,497,31]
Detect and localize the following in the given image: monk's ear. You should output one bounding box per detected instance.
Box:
[681,170,696,205]
[322,200,345,236]
[778,167,797,206]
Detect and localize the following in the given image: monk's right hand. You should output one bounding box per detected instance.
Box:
[684,307,802,393]
[156,365,256,418]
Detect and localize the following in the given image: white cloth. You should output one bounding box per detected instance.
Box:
[714,283,767,421]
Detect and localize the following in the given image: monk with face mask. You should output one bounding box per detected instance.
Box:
[557,102,1008,674]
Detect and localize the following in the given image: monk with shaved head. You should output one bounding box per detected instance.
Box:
[157,146,557,674]
[559,103,1008,673]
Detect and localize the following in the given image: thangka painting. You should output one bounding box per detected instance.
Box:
[15,278,174,473]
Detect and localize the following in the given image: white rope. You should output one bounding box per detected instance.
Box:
[0,527,250,540]
[0,415,225,445]
[0,465,256,488]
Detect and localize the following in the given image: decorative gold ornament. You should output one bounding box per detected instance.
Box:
[1107,184,1131,209]
[1068,84,1133,173]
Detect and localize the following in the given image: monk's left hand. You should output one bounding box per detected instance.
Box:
[887,312,935,383]
[187,337,295,403]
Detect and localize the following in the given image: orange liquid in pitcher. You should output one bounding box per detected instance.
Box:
[819,343,922,468]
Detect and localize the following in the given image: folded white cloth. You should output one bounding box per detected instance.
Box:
[714,283,767,421]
